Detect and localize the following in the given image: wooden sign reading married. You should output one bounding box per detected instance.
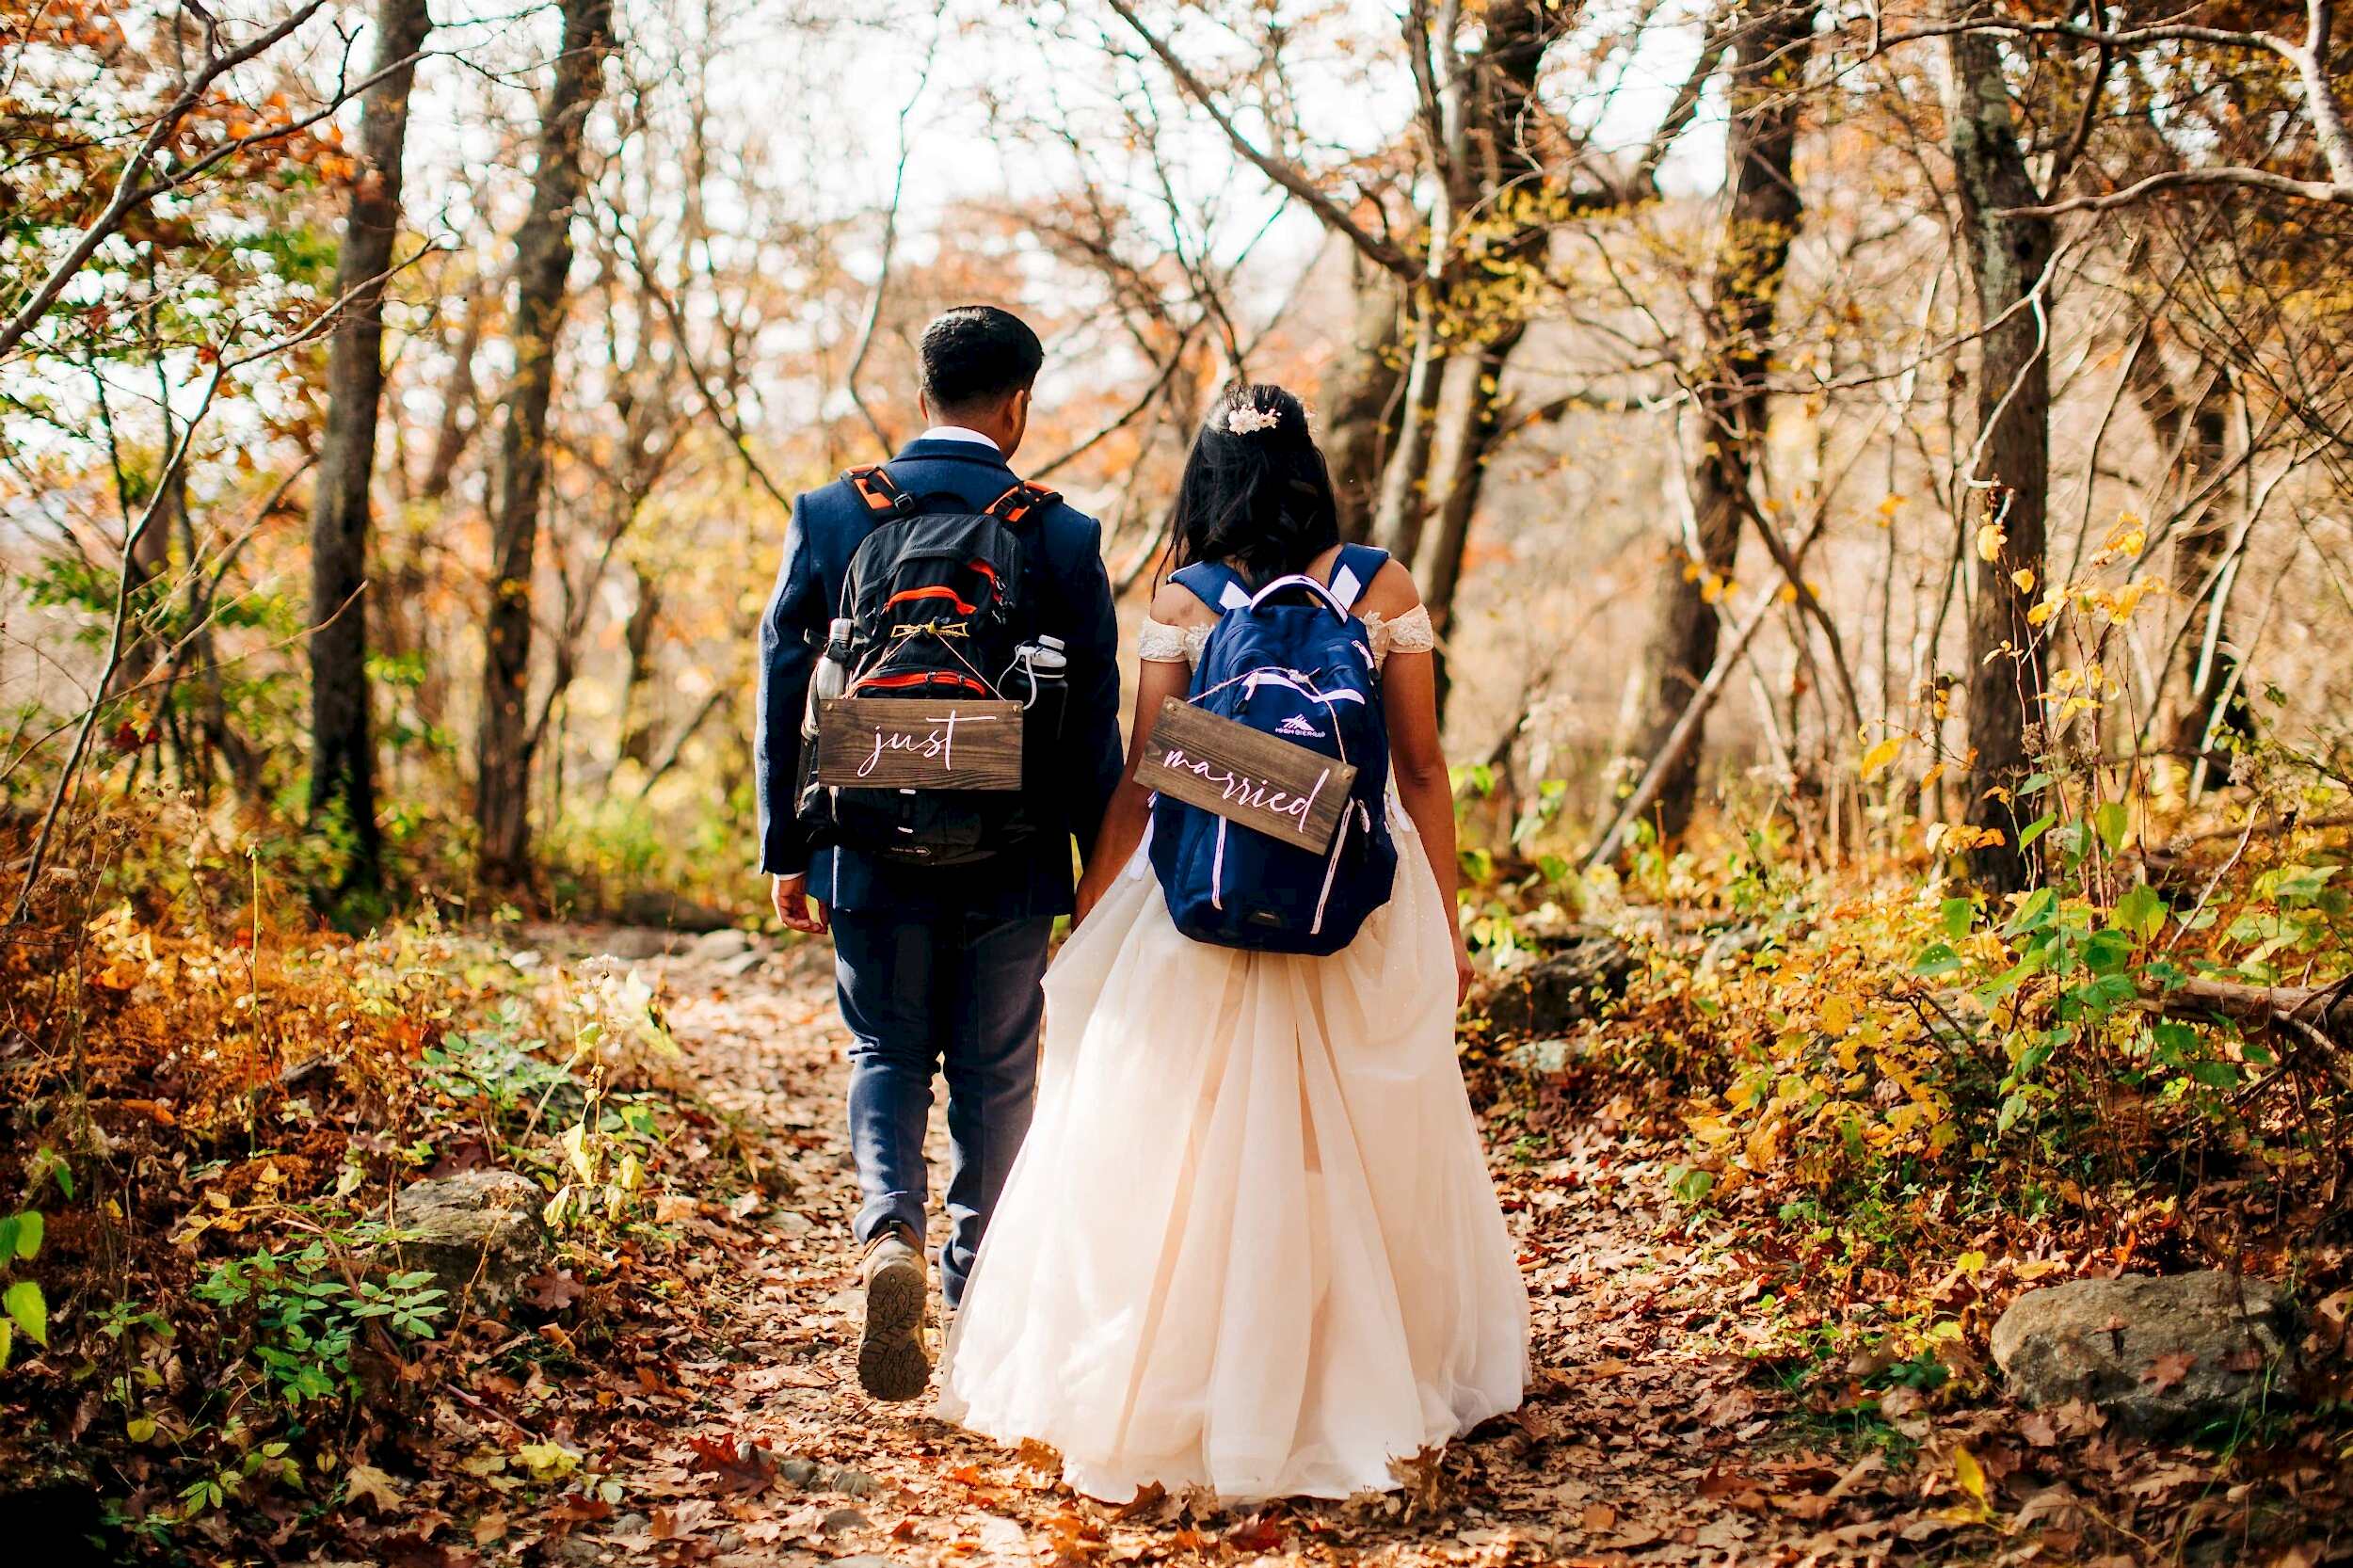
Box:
[815,698,1024,791]
[1136,696,1356,855]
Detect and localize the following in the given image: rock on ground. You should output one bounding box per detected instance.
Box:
[590,927,678,961]
[387,1168,551,1307]
[1482,934,1638,1035]
[685,928,756,964]
[1992,1271,2297,1436]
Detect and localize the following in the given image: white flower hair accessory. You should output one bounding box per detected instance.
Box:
[1220,403,1281,436]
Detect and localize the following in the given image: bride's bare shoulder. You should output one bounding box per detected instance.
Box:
[1149,579,1217,627]
[1357,558,1424,618]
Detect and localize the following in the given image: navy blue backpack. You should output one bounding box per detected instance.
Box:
[1148,543,1399,956]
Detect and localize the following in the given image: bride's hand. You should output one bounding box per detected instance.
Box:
[1073,868,1111,928]
[1454,938,1475,1005]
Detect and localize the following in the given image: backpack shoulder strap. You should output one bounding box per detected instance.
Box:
[843,463,918,517]
[983,481,1060,527]
[1325,543,1390,611]
[1170,559,1252,614]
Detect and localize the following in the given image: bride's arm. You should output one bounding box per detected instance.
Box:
[1366,569,1469,1000]
[1074,600,1200,925]
[1381,651,1467,997]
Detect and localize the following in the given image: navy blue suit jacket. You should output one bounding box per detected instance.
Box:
[754,438,1125,919]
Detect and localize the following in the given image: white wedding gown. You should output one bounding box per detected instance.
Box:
[936,609,1529,1502]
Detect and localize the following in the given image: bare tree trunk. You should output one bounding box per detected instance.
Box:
[1416,344,1508,619]
[1416,330,1524,721]
[108,326,179,706]
[112,440,176,702]
[1627,449,1744,840]
[419,275,487,504]
[474,0,614,889]
[2167,382,2244,763]
[1409,0,1552,719]
[1590,512,1832,869]
[1945,22,2056,891]
[1371,296,1446,561]
[1321,266,1404,543]
[173,476,263,801]
[305,0,432,889]
[617,562,663,770]
[1626,0,1815,840]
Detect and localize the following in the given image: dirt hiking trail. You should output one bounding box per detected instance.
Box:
[360,931,2283,1568]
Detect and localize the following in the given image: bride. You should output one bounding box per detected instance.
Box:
[936,383,1529,1502]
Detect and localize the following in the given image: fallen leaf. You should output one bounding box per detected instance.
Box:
[687,1433,772,1495]
[522,1270,586,1311]
[1825,1451,1886,1501]
[547,1491,613,1523]
[1952,1446,1989,1507]
[1698,1464,1769,1512]
[1112,1482,1168,1522]
[1226,1514,1285,1553]
[344,1461,404,1512]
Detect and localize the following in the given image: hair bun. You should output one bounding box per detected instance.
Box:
[1165,382,1340,584]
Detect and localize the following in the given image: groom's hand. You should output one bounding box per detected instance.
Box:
[771,873,829,936]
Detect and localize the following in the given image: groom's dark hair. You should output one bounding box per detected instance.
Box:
[920,306,1044,417]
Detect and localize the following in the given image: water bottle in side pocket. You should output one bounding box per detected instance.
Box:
[1004,634,1067,733]
[796,617,856,824]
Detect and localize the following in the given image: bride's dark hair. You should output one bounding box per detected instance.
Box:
[1160,383,1340,586]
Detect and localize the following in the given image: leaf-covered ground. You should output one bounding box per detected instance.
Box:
[309,932,2348,1568]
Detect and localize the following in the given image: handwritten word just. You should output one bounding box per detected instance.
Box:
[856,710,1002,777]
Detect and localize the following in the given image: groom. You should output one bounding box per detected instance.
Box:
[755,306,1124,1400]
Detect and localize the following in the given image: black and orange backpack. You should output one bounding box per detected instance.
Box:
[793,464,1062,867]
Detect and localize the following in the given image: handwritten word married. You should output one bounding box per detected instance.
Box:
[1154,745,1329,836]
[1135,699,1355,853]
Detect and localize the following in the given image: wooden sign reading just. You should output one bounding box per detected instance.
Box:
[1136,696,1356,855]
[815,698,1024,791]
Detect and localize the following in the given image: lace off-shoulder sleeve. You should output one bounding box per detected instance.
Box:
[1378,604,1436,657]
[1138,617,1193,664]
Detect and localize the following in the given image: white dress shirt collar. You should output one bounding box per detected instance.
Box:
[917,424,1001,452]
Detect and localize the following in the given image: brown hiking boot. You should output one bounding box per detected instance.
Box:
[856,1224,930,1401]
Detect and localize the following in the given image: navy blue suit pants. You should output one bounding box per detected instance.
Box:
[831,908,1052,1310]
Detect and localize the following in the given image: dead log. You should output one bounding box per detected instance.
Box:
[2141,973,2353,1091]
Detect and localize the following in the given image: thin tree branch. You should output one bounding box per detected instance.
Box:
[1101,0,1414,277]
[840,4,943,452]
[0,1,341,362]
[9,366,224,922]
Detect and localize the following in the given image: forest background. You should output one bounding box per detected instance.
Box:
[2,0,2351,1560]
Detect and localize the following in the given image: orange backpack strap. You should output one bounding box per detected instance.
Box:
[844,464,916,515]
[984,481,1060,525]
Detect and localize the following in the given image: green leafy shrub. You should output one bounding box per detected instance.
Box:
[0,1208,49,1367]
[192,1238,447,1406]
